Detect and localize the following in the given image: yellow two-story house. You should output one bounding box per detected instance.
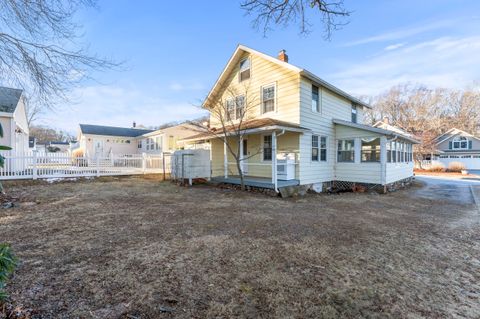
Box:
[185,45,418,192]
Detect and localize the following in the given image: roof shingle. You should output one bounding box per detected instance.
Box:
[79,124,154,137]
[0,87,23,113]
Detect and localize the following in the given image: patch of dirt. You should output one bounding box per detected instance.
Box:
[1,176,479,318]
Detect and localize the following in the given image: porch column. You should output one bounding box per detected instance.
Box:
[239,135,243,174]
[224,137,228,178]
[272,131,277,190]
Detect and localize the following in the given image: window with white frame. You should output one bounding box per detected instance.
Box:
[239,58,251,82]
[137,140,142,149]
[312,135,319,161]
[263,135,272,161]
[320,136,327,161]
[235,95,245,119]
[351,104,357,123]
[225,98,235,121]
[262,84,275,113]
[361,138,380,162]
[392,141,397,163]
[451,136,469,150]
[312,85,320,112]
[337,139,355,162]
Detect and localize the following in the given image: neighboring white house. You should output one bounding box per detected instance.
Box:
[73,124,154,157]
[433,128,480,170]
[72,123,203,157]
[0,87,29,154]
[183,45,419,192]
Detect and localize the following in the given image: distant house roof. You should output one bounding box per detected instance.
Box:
[0,87,23,113]
[79,124,154,137]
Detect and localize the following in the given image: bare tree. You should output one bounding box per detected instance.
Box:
[189,84,261,190]
[365,83,480,166]
[241,0,351,38]
[30,125,75,144]
[0,0,120,112]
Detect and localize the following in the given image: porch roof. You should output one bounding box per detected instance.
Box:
[182,118,310,142]
[333,119,420,144]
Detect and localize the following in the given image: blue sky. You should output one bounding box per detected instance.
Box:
[38,0,480,134]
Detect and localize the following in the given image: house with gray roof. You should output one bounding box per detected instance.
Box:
[0,87,29,153]
[73,123,154,157]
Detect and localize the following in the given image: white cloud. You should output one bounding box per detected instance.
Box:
[344,19,455,46]
[384,42,406,51]
[331,36,480,96]
[39,85,207,134]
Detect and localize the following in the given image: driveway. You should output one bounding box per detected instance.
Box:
[414,175,480,205]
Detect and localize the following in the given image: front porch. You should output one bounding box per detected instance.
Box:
[212,175,300,189]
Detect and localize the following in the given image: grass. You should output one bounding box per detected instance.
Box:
[0,175,479,318]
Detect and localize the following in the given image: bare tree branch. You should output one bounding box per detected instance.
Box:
[241,0,351,38]
[0,0,121,117]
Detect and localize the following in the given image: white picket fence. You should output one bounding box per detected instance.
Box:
[0,151,170,180]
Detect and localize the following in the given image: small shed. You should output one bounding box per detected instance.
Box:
[171,149,211,184]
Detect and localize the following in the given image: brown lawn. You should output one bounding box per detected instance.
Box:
[0,176,479,318]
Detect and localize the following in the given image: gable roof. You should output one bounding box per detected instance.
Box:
[434,128,480,145]
[0,87,23,113]
[204,45,371,109]
[79,124,154,137]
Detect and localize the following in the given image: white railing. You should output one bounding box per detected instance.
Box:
[0,151,170,180]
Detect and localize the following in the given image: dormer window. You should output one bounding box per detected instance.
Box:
[451,136,470,150]
[239,58,251,82]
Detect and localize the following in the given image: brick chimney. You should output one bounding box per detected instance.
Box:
[133,121,136,128]
[278,50,288,63]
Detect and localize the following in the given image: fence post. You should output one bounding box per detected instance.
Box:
[162,153,166,180]
[96,156,100,177]
[32,150,38,180]
[142,152,146,174]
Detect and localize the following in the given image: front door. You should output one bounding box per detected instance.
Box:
[241,139,248,174]
[93,139,104,156]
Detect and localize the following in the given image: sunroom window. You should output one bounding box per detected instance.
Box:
[361,138,380,162]
[338,139,355,162]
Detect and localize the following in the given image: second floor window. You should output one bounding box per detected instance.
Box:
[351,105,357,123]
[338,139,355,162]
[239,58,251,82]
[312,85,320,112]
[451,136,470,149]
[262,84,275,113]
[235,95,245,120]
[226,99,235,121]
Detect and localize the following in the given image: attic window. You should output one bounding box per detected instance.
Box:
[239,58,251,82]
